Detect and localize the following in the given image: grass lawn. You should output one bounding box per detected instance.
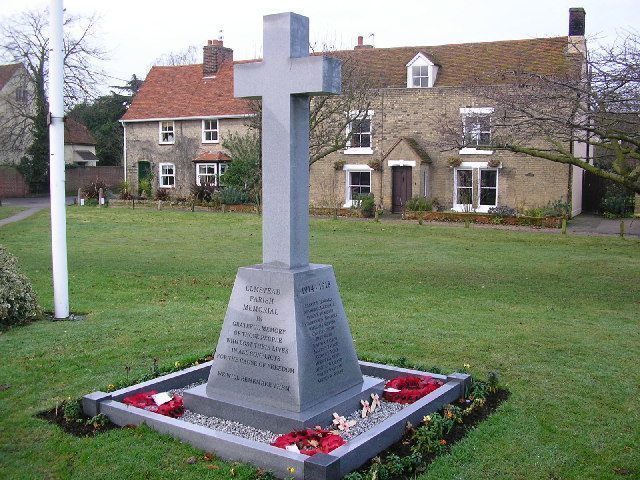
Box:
[0,207,638,480]
[0,206,26,220]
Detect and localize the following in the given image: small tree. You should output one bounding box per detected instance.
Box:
[221,132,261,204]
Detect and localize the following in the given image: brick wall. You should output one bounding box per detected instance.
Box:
[310,86,573,213]
[0,166,29,197]
[65,166,123,193]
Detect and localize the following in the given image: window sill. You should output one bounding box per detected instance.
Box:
[159,142,175,146]
[344,148,373,155]
[459,147,494,155]
[159,185,175,189]
[202,140,220,144]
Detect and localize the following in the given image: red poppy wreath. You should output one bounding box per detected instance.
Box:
[122,390,184,418]
[383,376,444,404]
[272,428,345,456]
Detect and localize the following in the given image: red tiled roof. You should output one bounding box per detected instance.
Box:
[123,36,579,121]
[122,61,252,121]
[193,151,231,162]
[64,117,96,145]
[0,63,21,91]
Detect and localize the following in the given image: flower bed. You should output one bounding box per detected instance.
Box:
[404,211,563,228]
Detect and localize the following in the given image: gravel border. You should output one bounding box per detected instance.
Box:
[165,382,407,445]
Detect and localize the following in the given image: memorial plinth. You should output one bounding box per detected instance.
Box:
[183,263,382,431]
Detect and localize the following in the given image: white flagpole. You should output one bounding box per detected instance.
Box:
[49,0,69,319]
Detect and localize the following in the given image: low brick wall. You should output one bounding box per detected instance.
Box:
[66,166,123,193]
[310,207,363,218]
[0,166,29,198]
[109,199,260,213]
[404,211,563,228]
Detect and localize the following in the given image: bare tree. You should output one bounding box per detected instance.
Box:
[154,45,200,66]
[246,46,378,166]
[439,33,640,194]
[0,8,106,190]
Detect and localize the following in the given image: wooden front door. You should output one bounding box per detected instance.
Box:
[392,166,412,213]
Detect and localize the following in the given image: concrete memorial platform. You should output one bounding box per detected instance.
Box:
[83,11,470,479]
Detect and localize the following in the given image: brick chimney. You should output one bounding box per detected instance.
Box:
[354,35,373,50]
[568,7,586,36]
[203,39,233,77]
[567,8,586,55]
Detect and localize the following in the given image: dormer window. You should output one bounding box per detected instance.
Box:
[406,53,438,88]
[411,66,429,88]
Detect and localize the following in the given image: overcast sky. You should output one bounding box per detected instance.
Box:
[1,0,638,91]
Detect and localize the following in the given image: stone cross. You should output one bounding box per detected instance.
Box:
[234,12,341,269]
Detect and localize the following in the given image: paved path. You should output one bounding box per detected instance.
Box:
[0,207,44,227]
[0,197,73,228]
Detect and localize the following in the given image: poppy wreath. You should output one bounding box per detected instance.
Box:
[122,390,184,418]
[383,376,444,404]
[271,428,346,456]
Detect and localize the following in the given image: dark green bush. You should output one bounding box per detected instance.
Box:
[601,184,635,217]
[405,196,433,212]
[542,199,571,217]
[0,246,42,328]
[357,194,376,218]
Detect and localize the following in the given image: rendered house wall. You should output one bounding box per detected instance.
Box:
[124,118,249,197]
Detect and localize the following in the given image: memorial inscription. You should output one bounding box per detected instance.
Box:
[214,280,297,395]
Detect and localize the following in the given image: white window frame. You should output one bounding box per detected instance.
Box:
[452,161,500,213]
[345,110,374,155]
[478,168,499,210]
[342,164,372,207]
[453,167,474,212]
[218,162,229,186]
[406,53,438,88]
[196,163,218,186]
[15,87,29,103]
[459,107,494,154]
[159,162,176,188]
[202,119,219,144]
[159,121,175,144]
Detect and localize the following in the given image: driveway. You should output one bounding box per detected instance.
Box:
[568,214,640,237]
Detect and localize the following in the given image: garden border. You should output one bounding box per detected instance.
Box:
[83,360,470,480]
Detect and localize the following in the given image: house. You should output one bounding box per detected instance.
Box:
[121,40,252,196]
[122,8,588,216]
[64,117,99,166]
[0,63,33,166]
